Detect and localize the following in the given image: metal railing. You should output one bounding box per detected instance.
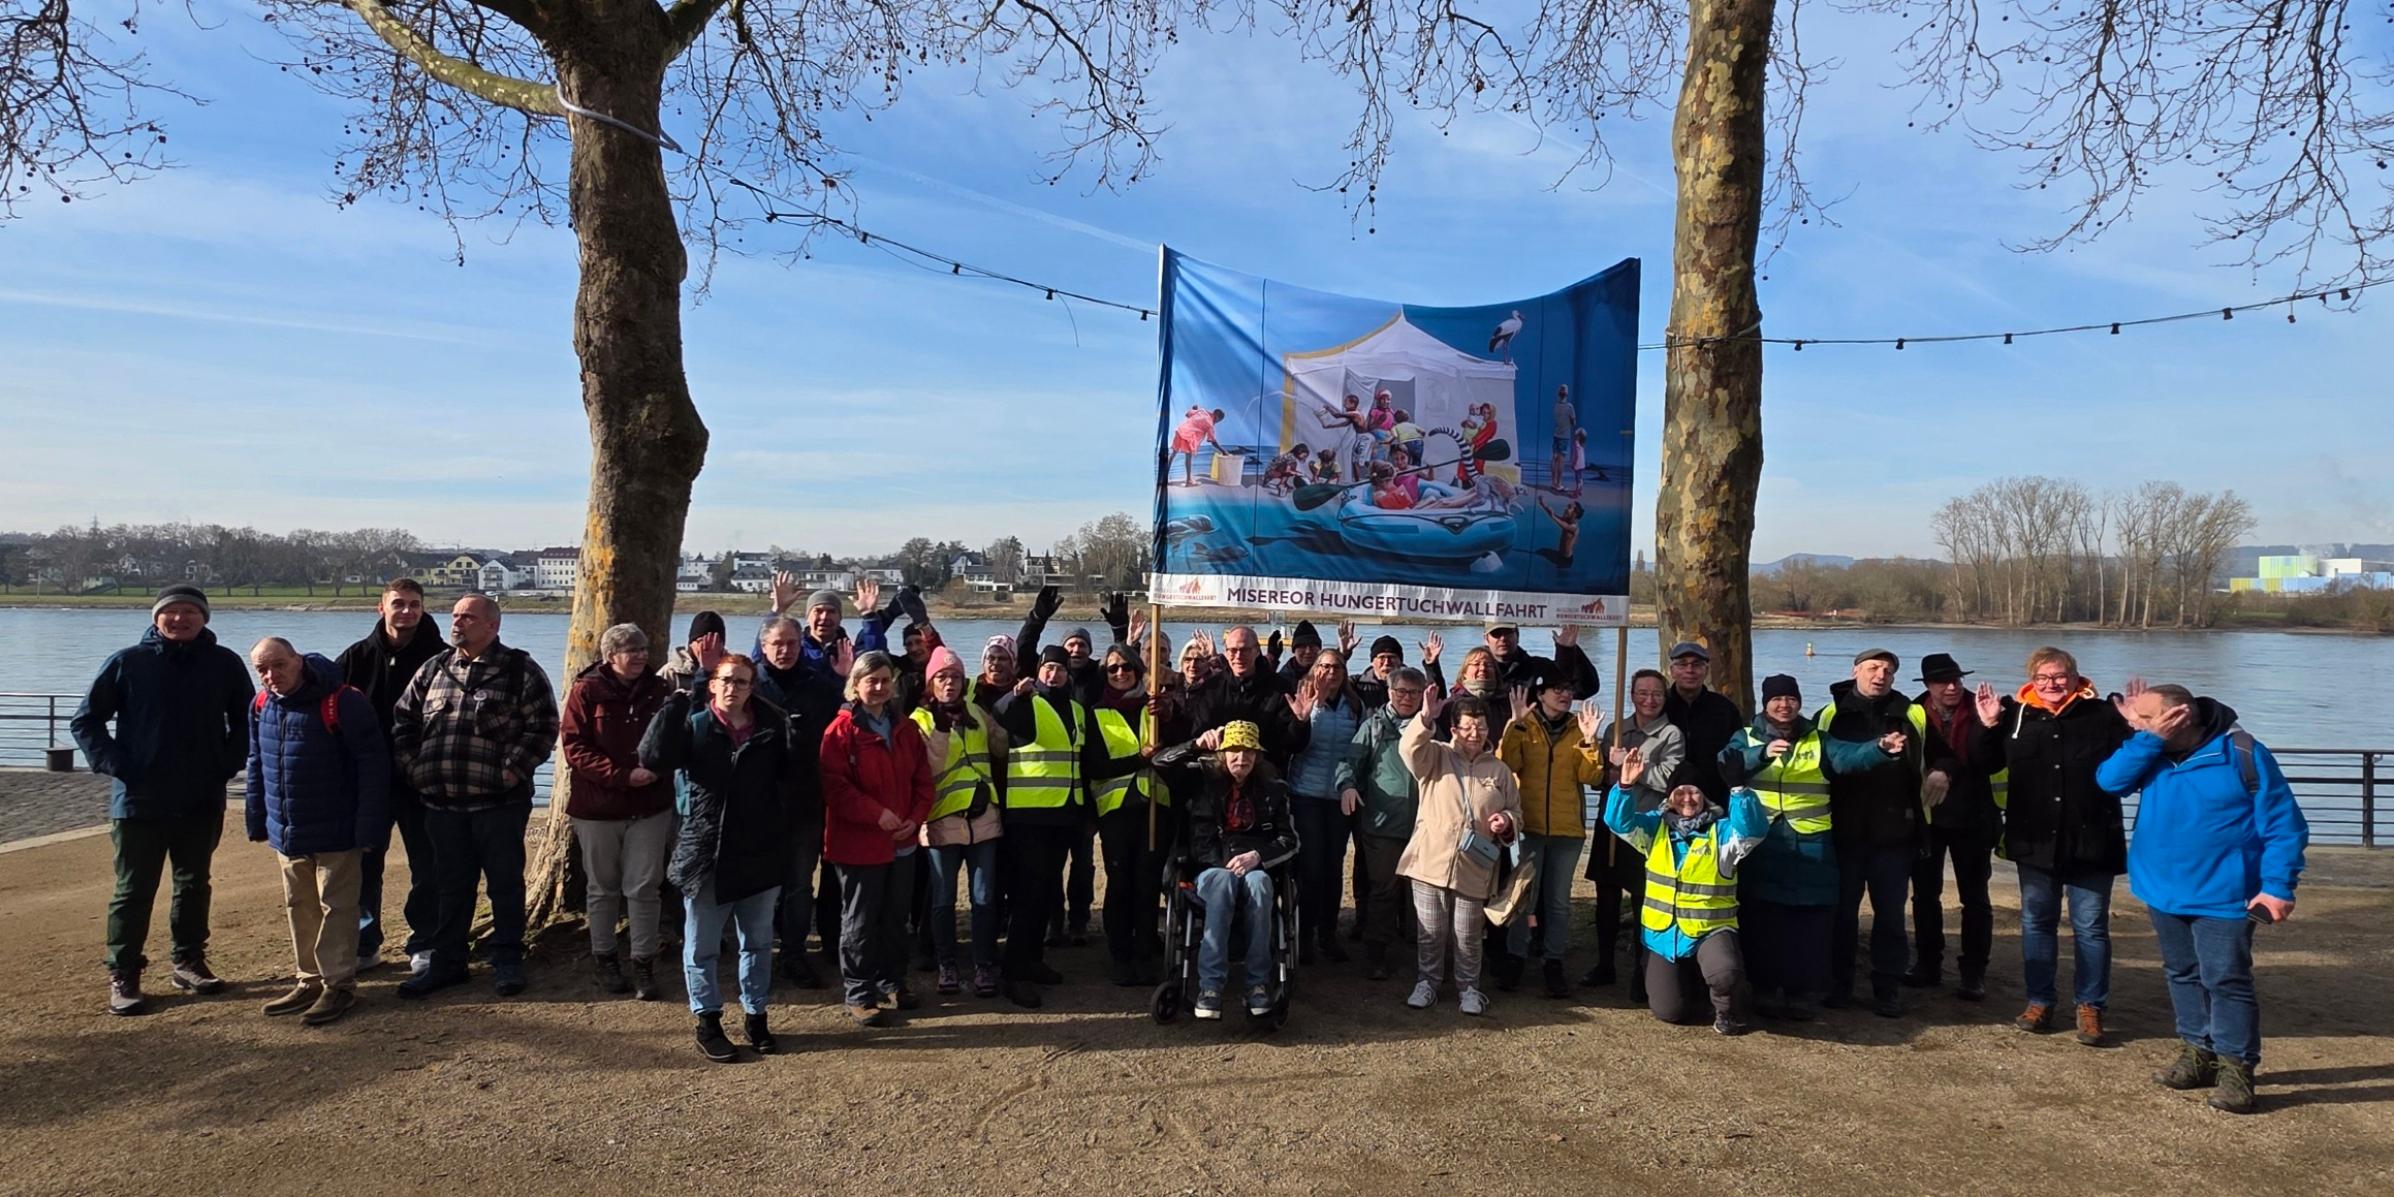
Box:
[2122,747,2387,849]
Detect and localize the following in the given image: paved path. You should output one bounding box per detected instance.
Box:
[0,769,238,846]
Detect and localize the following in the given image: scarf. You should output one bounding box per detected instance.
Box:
[926,698,967,733]
[1665,806,1720,839]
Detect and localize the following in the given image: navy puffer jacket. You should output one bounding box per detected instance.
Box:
[71,626,256,819]
[245,654,392,856]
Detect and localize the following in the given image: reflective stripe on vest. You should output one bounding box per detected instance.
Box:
[1988,767,2010,810]
[1640,825,1738,938]
[1091,706,1167,817]
[1751,731,1834,834]
[1004,695,1086,810]
[909,707,994,822]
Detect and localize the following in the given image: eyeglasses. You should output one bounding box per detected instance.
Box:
[1390,688,1426,698]
[2032,672,2073,686]
[715,676,756,689]
[1104,663,1137,674]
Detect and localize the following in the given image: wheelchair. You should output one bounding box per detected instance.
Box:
[1149,834,1298,1030]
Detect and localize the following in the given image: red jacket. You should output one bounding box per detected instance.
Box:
[819,702,935,866]
[559,662,674,821]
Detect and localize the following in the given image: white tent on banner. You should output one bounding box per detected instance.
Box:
[1279,312,1518,474]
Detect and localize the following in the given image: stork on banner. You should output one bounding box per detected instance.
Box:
[1149,250,1637,625]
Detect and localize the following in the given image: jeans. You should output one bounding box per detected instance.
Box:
[1003,823,1072,975]
[1912,826,1996,978]
[422,803,531,971]
[683,878,778,1015]
[278,850,363,989]
[357,785,435,959]
[776,816,824,957]
[836,853,916,1007]
[2150,911,2261,1066]
[1193,866,1276,995]
[105,810,223,973]
[1506,834,1584,963]
[2018,863,2114,1009]
[1832,843,1913,994]
[572,810,674,960]
[1098,806,1161,966]
[1412,881,1487,991]
[1292,798,1352,943]
[1645,929,1746,1024]
[926,839,1002,969]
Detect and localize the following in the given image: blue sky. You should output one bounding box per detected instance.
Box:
[4,10,2388,561]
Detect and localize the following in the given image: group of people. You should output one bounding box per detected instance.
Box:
[73,580,2310,1112]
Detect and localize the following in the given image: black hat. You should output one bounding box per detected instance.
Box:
[1293,619,1322,648]
[1529,668,1574,695]
[1917,653,1972,683]
[1761,674,1801,701]
[1038,645,1072,670]
[1369,634,1403,660]
[686,610,726,645]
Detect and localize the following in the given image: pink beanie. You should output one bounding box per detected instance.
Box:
[926,646,966,680]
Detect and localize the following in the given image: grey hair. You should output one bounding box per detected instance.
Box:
[762,616,805,640]
[599,623,648,657]
[1391,666,1428,689]
[249,636,297,658]
[2146,683,2197,710]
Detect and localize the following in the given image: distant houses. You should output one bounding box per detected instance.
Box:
[2229,553,2394,595]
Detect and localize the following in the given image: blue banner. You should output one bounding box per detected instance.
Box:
[1151,250,1637,624]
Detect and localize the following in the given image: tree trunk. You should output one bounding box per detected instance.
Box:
[1653,0,1770,715]
[523,17,709,929]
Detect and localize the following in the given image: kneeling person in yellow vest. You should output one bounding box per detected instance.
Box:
[1601,747,1768,1034]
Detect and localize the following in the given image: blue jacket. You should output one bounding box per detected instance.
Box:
[1603,786,1767,961]
[71,626,256,819]
[1718,712,1892,907]
[2101,700,2308,920]
[245,654,392,856]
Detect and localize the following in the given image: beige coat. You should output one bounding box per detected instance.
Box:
[1395,712,1523,901]
[919,706,1007,848]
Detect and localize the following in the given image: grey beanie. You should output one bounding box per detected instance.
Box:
[152,584,211,623]
[806,589,844,614]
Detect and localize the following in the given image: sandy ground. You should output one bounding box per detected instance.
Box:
[3,810,2390,1197]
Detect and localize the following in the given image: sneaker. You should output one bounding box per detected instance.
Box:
[630,956,662,1002]
[1194,989,1224,1020]
[301,985,356,1027]
[263,981,323,1017]
[1458,987,1490,1016]
[408,952,434,977]
[1406,979,1437,1010]
[1902,961,1941,989]
[1541,959,1570,999]
[592,952,631,995]
[2208,1059,2258,1114]
[1002,980,1043,1009]
[744,1011,779,1055]
[936,962,962,995]
[1956,969,1988,1002]
[491,958,526,997]
[169,958,228,996]
[1713,1014,1753,1036]
[2074,1003,2106,1047]
[1246,985,1274,1017]
[778,952,824,989]
[396,966,470,1000]
[845,1003,885,1027]
[972,964,1001,998]
[2156,1043,2220,1091]
[2014,1003,2053,1033]
[694,1014,739,1063]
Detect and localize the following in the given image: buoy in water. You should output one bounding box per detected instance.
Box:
[1805,642,1815,657]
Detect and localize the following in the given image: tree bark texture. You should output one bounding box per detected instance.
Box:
[524,8,710,928]
[1653,0,1770,716]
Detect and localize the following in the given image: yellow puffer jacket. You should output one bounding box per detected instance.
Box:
[1499,713,1608,838]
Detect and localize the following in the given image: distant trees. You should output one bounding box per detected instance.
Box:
[1928,477,2255,628]
[983,537,1026,587]
[9,522,421,596]
[1058,513,1149,593]
[893,538,971,589]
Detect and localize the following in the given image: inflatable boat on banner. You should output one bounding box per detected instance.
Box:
[1334,483,1516,563]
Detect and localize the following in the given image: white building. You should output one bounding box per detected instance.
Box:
[532,546,579,590]
[477,557,526,592]
[729,564,774,594]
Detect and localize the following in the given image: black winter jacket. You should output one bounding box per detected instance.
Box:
[335,617,450,733]
[641,693,798,903]
[1152,742,1300,872]
[1180,666,1311,771]
[71,626,255,820]
[1916,692,2003,839]
[1663,685,1746,801]
[1817,680,1956,852]
[1973,692,2133,876]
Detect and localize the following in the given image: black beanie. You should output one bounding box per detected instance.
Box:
[687,610,726,645]
[1368,634,1403,660]
[1039,645,1072,671]
[1293,619,1322,648]
[1761,674,1801,702]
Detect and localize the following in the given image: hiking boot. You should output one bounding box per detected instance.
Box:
[396,965,469,1000]
[1406,979,1437,1009]
[1777,997,1818,1023]
[301,985,356,1027]
[1542,959,1570,999]
[1022,961,1064,986]
[936,961,962,995]
[1579,962,1617,988]
[169,958,228,996]
[408,952,434,977]
[630,956,662,1002]
[1956,968,1988,1002]
[263,981,323,1017]
[1872,985,1903,1019]
[2074,1003,2106,1047]
[1458,987,1491,1016]
[1316,932,1349,964]
[592,952,631,995]
[694,1013,738,1063]
[2155,1043,2220,1091]
[1246,984,1275,1017]
[778,952,824,989]
[972,964,1001,998]
[491,958,526,997]
[1493,955,1525,993]
[845,1003,885,1027]
[2015,1003,2053,1033]
[744,1011,779,1055]
[2207,1059,2258,1114]
[1713,1014,1753,1036]
[1902,961,1941,989]
[1003,980,1044,1009]
[1194,989,1224,1020]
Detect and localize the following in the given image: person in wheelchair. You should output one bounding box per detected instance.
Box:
[1152,720,1299,1020]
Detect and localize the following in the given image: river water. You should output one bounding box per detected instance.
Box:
[7,608,2384,841]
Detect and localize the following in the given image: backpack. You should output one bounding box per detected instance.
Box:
[254,685,360,736]
[2227,729,2260,798]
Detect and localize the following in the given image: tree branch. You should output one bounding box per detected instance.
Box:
[662,0,735,62]
[341,0,559,115]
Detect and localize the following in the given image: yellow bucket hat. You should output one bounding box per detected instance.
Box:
[1219,721,1263,751]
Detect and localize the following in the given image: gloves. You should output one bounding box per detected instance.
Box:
[1268,630,1284,658]
[897,585,930,628]
[1100,591,1130,631]
[1033,585,1063,621]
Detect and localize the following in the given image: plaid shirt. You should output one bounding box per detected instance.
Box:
[393,642,559,810]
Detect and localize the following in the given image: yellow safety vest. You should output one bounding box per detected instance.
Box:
[1004,694,1087,811]
[1091,706,1169,817]
[1750,731,1835,835]
[909,707,995,822]
[1641,825,1738,939]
